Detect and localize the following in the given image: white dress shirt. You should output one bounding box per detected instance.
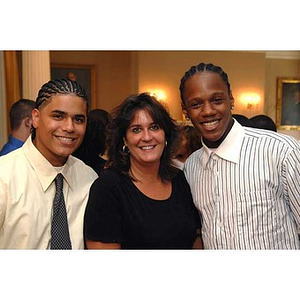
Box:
[0,136,98,249]
[184,120,300,249]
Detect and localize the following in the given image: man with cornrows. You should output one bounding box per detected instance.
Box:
[180,62,300,249]
[0,79,98,249]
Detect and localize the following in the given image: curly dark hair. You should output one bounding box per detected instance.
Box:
[73,109,112,170]
[106,92,180,182]
[182,125,202,153]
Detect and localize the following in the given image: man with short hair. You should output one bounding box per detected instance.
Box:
[0,99,35,156]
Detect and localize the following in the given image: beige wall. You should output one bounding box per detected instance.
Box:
[1,50,299,149]
[50,50,300,140]
[50,51,135,112]
[137,51,266,120]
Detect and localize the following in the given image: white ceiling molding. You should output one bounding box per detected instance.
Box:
[265,51,300,60]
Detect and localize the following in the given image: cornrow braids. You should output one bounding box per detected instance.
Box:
[31,78,89,139]
[35,78,88,109]
[179,63,231,104]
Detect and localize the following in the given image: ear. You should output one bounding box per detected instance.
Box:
[24,117,32,128]
[32,108,40,129]
[229,91,235,109]
[181,103,189,120]
[123,137,127,146]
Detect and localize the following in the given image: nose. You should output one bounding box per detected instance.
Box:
[202,101,215,115]
[142,129,152,141]
[62,117,75,132]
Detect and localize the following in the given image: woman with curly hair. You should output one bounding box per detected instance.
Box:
[84,93,202,249]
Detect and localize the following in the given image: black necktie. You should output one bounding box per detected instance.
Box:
[50,173,72,249]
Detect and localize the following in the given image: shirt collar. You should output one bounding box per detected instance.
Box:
[201,119,244,168]
[22,136,75,192]
[9,134,24,147]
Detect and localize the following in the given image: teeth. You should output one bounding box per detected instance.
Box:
[141,146,154,150]
[57,136,74,141]
[203,120,218,128]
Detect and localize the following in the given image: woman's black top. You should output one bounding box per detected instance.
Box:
[84,169,200,249]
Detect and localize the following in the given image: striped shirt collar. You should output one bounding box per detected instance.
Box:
[201,119,244,168]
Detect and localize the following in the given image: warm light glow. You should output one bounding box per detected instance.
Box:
[148,90,166,101]
[240,93,261,109]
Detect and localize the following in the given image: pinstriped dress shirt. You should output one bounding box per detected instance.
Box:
[184,120,300,249]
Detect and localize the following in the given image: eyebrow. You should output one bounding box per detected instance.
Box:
[210,91,227,97]
[186,91,227,102]
[128,122,157,128]
[51,110,86,118]
[51,110,66,114]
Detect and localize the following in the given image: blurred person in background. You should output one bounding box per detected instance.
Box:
[73,108,112,175]
[172,124,202,170]
[0,99,35,156]
[232,114,254,127]
[250,114,277,132]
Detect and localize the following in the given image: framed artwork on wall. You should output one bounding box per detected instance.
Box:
[276,77,300,130]
[51,64,96,110]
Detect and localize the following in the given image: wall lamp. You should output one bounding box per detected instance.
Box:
[149,90,166,101]
[240,93,261,109]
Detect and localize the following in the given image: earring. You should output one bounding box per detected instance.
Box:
[122,145,130,155]
[230,106,234,110]
[165,140,168,148]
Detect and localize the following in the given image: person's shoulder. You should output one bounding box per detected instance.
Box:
[173,169,185,180]
[0,148,25,182]
[244,127,299,149]
[99,168,124,183]
[185,147,203,164]
[69,155,98,179]
[172,169,191,184]
[0,147,24,166]
[172,169,192,193]
[92,168,126,189]
[0,142,11,156]
[0,138,22,156]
